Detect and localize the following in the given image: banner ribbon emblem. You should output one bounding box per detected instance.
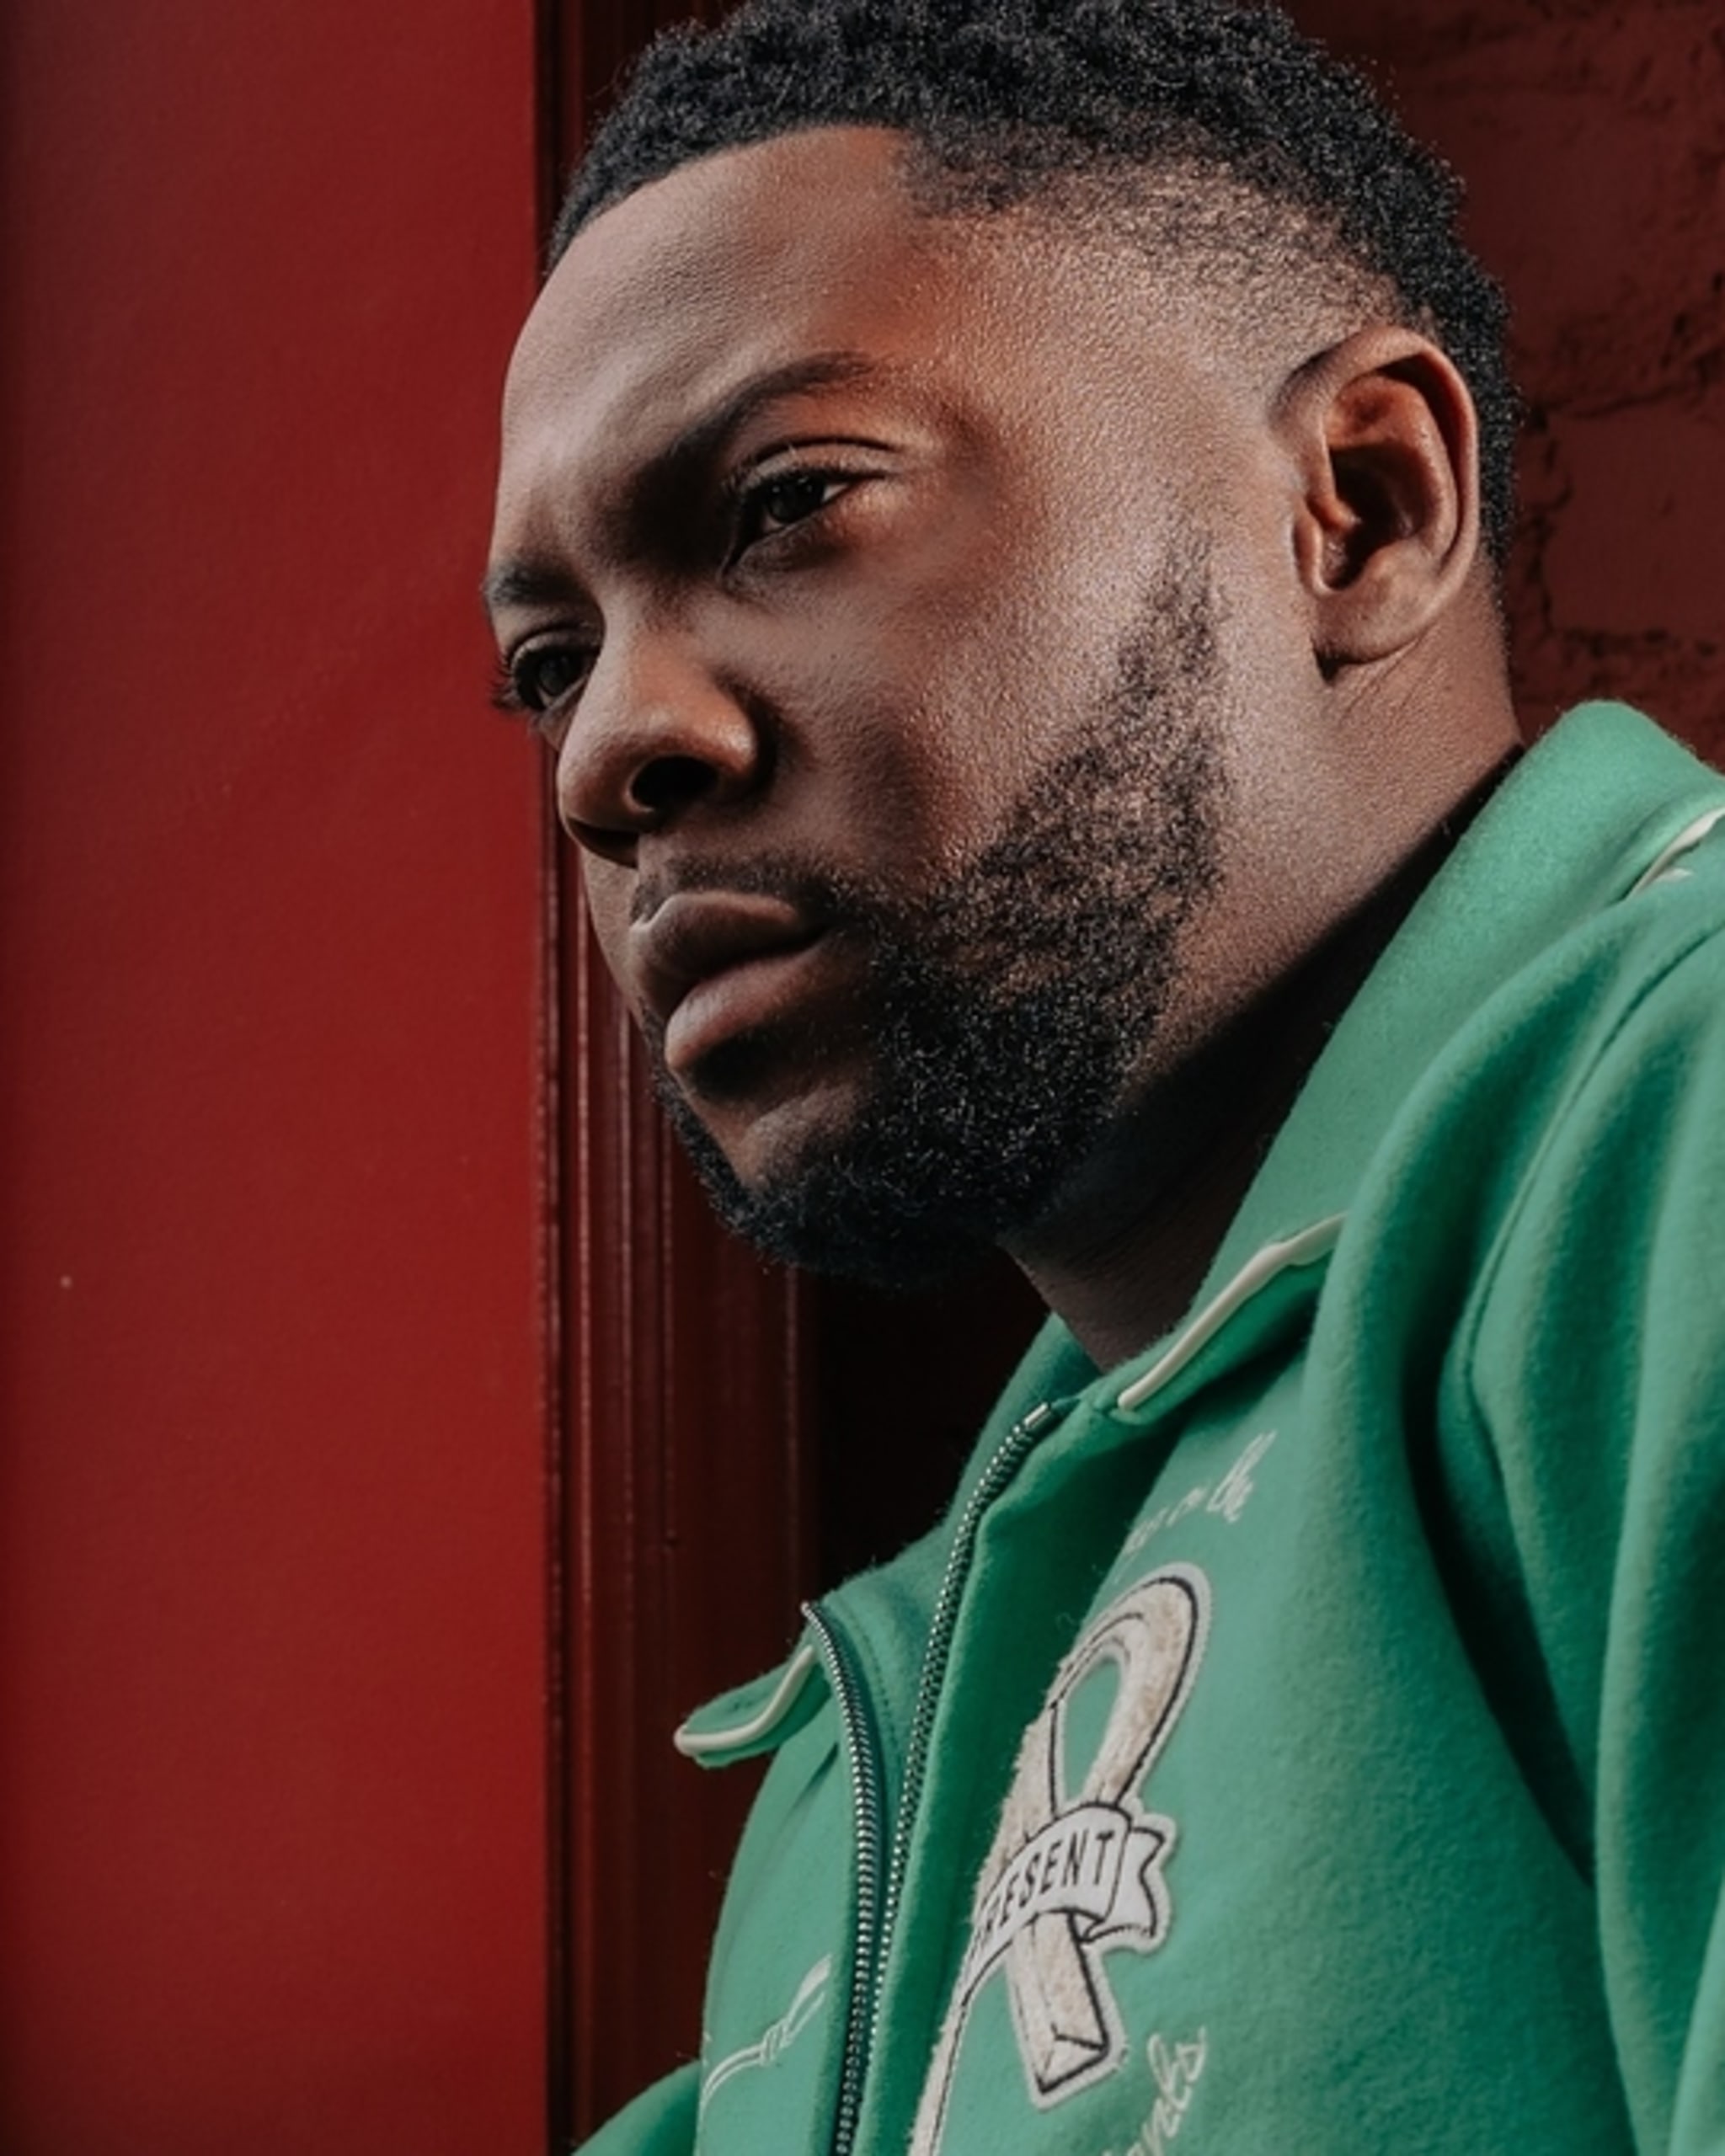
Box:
[911,1565,1210,2153]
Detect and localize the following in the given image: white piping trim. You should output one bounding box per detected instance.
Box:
[681,1218,1351,1748]
[674,1640,820,1758]
[1629,805,1725,896]
[1115,1214,1346,1414]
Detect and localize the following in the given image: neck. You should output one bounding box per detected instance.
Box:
[1007,759,1514,1369]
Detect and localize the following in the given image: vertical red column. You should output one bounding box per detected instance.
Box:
[0,1,553,2150]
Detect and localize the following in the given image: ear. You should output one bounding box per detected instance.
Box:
[1275,326,1482,672]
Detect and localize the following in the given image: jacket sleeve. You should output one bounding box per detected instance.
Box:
[576,2061,700,2156]
[1466,926,1725,2155]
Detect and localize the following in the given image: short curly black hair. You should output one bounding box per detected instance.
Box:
[555,0,1517,563]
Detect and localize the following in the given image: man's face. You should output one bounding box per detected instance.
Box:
[489,130,1307,1283]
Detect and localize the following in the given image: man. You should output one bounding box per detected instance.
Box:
[486,2,1725,2149]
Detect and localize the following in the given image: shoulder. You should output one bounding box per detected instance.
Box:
[1455,816,1725,1467]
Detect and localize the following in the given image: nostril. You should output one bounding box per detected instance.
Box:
[630,755,719,818]
[564,815,638,867]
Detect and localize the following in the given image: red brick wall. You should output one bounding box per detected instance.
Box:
[1291,0,1725,760]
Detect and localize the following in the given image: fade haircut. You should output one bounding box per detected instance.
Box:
[553,0,1519,563]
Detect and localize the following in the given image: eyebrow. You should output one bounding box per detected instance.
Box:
[482,349,882,620]
[481,559,575,615]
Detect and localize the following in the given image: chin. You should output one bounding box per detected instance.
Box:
[679,1069,868,1199]
[653,1065,1001,1289]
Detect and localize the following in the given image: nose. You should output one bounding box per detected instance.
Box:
[555,626,767,862]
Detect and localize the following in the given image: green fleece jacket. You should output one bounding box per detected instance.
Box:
[589,703,1725,2156]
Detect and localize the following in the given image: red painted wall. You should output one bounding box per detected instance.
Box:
[0,2,551,2148]
[1290,0,1725,760]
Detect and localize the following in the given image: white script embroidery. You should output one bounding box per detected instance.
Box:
[1103,2028,1209,2156]
[1119,1429,1278,1560]
[699,1956,831,2116]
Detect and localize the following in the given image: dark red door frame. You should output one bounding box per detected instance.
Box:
[554,911,811,2139]
[542,8,813,2137]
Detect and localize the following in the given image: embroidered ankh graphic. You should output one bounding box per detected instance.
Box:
[914,1565,1210,2150]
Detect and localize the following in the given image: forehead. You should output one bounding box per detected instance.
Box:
[493,127,1244,553]
[504,131,960,438]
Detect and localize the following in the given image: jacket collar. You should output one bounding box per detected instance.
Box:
[1199,701,1725,1287]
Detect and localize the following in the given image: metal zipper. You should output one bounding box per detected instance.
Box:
[837,1400,1064,2152]
[802,1598,886,2156]
[810,1219,1347,2146]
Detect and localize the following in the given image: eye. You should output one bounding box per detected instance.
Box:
[732,468,851,553]
[493,639,595,726]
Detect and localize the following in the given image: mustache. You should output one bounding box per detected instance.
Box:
[629,853,878,932]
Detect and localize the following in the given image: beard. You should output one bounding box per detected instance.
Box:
[648,549,1229,1289]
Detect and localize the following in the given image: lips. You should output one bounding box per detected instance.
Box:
[631,889,830,1075]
